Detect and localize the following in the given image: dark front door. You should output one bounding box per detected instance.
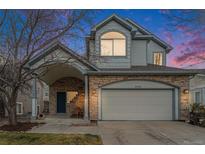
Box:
[57,92,66,113]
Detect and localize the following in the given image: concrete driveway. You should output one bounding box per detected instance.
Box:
[30,118,205,145]
[98,121,205,145]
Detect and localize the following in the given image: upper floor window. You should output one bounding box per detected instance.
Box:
[153,52,163,65]
[100,32,126,56]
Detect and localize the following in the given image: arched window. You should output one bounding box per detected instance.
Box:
[100,32,126,56]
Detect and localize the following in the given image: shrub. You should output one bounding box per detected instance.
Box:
[189,103,205,127]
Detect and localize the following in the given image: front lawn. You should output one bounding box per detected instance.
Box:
[0,132,102,145]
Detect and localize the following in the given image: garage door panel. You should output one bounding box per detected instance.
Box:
[102,113,171,120]
[101,89,173,120]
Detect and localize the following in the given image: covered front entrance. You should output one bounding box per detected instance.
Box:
[28,42,98,119]
[50,77,85,118]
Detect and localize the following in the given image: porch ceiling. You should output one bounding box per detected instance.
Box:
[38,63,84,85]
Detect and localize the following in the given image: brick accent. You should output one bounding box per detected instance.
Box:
[88,75,190,120]
[49,77,84,115]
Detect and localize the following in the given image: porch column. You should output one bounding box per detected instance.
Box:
[84,75,89,120]
[31,76,37,119]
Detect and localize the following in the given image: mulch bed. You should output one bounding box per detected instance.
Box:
[0,122,44,131]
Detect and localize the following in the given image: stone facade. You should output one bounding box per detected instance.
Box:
[88,75,190,120]
[49,77,84,115]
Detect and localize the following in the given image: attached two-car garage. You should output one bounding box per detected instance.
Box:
[99,80,178,121]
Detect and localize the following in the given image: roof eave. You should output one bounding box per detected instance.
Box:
[133,35,173,53]
[86,71,198,76]
[91,14,133,32]
[28,42,99,71]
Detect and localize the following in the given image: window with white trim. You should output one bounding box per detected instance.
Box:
[153,52,163,65]
[100,32,126,56]
[16,102,23,115]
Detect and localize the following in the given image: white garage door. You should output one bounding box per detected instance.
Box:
[101,89,173,120]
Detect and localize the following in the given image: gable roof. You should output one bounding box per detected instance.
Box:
[29,41,98,71]
[125,18,151,35]
[91,14,133,32]
[89,14,173,52]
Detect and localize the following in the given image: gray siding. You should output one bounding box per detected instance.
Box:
[147,40,166,65]
[14,80,44,115]
[131,40,147,66]
[190,75,205,105]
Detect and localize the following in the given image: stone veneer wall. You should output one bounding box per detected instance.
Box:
[49,77,84,114]
[88,75,190,120]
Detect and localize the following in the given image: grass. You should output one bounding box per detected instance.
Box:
[0,132,102,145]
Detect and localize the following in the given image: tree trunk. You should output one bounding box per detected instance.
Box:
[7,90,18,126]
[8,105,17,126]
[0,99,5,119]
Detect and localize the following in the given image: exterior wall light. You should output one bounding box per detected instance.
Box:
[183,89,189,94]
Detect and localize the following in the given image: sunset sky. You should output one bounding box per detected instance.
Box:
[70,10,205,69]
[0,9,204,69]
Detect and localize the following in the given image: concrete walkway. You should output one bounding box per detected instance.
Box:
[29,118,205,145]
[30,117,99,135]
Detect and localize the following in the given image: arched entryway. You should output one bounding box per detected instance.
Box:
[50,77,85,118]
[28,43,97,119]
[31,62,89,119]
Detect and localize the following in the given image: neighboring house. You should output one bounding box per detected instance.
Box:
[27,14,202,121]
[0,54,46,117]
[15,80,45,116]
[190,74,205,105]
[187,62,205,105]
[2,80,45,118]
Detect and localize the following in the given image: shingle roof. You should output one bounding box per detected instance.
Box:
[28,41,98,71]
[87,64,205,75]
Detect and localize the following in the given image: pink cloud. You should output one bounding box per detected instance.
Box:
[168,30,205,67]
[169,51,205,68]
[163,31,173,44]
[175,51,205,63]
[176,25,190,31]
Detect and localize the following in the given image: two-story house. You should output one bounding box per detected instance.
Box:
[29,14,200,121]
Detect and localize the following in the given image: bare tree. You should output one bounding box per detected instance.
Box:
[0,10,96,125]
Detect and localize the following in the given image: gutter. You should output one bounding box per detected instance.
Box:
[86,70,200,76]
